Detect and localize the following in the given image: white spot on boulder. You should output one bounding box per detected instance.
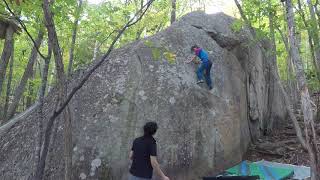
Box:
[79,173,87,179]
[138,90,145,96]
[80,155,85,161]
[94,101,100,106]
[109,115,119,123]
[169,97,175,104]
[210,110,216,117]
[138,90,147,101]
[149,65,154,70]
[73,146,78,152]
[141,96,147,101]
[111,98,119,103]
[103,104,111,112]
[90,158,102,176]
[96,73,103,78]
[91,158,101,167]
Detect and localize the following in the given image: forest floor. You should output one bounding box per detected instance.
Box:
[244,119,319,167]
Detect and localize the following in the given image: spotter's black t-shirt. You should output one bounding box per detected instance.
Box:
[129,136,157,179]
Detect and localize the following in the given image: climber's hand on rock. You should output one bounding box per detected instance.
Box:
[185,56,196,64]
[185,59,193,64]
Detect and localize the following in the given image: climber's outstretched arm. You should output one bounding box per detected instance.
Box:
[185,56,196,64]
[129,150,133,160]
[150,156,170,180]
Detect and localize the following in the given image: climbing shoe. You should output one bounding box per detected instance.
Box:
[197,80,204,84]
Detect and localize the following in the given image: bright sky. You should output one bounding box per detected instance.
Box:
[87,0,237,16]
[88,0,104,4]
[206,0,237,16]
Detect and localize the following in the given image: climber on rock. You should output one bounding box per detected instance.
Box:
[186,45,213,90]
[129,122,170,180]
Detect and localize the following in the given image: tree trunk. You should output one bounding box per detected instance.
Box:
[26,69,35,109]
[307,0,320,76]
[42,0,72,180]
[266,0,278,132]
[0,26,14,98]
[313,1,320,29]
[38,49,52,104]
[35,42,52,174]
[47,61,55,93]
[67,0,83,76]
[5,30,44,121]
[92,40,99,62]
[134,0,144,40]
[156,23,164,33]
[285,0,320,179]
[268,3,277,71]
[2,41,14,121]
[275,25,293,80]
[136,28,144,40]
[281,3,299,110]
[33,1,73,180]
[171,0,176,24]
[298,0,320,82]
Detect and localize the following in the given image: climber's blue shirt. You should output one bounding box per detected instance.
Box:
[195,48,209,63]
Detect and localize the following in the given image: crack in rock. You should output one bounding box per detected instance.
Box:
[191,25,241,50]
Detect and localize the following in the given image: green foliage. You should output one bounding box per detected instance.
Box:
[240,0,320,92]
[144,40,176,64]
[163,51,176,64]
[152,48,161,61]
[306,68,320,91]
[231,19,244,32]
[144,40,154,47]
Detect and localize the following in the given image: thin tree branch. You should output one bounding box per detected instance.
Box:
[96,30,116,50]
[275,25,290,53]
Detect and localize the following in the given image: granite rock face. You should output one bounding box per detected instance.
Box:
[0,12,287,180]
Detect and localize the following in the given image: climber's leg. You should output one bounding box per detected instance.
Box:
[205,61,213,89]
[197,63,205,83]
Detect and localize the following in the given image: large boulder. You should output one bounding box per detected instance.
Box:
[0,12,287,180]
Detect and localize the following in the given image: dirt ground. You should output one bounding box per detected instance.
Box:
[243,121,314,167]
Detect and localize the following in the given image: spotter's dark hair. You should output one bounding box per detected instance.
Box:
[143,122,158,136]
[191,45,199,52]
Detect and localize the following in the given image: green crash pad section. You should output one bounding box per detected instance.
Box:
[226,161,294,180]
